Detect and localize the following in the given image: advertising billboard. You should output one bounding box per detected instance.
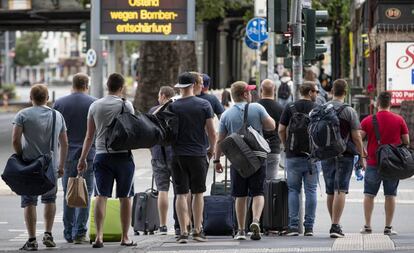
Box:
[385,42,414,106]
[100,0,195,41]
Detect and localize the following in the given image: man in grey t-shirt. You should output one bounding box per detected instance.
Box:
[77,73,135,248]
[12,84,68,251]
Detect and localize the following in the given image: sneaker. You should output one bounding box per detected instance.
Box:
[73,235,89,244]
[234,230,246,240]
[192,231,208,242]
[360,225,372,234]
[249,221,262,240]
[174,228,181,238]
[20,240,38,251]
[176,234,189,244]
[304,227,313,236]
[330,224,345,238]
[159,225,168,235]
[286,227,299,236]
[384,226,398,236]
[42,233,56,248]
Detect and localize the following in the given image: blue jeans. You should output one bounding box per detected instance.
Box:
[364,166,399,196]
[62,160,94,241]
[286,157,319,229]
[321,157,354,194]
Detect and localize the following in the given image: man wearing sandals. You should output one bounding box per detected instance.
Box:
[77,73,136,248]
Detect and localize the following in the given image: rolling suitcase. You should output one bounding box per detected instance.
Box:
[131,175,159,235]
[89,198,122,242]
[203,157,235,236]
[262,178,289,234]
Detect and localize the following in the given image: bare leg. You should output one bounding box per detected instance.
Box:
[252,196,264,222]
[158,191,169,226]
[24,205,37,238]
[332,192,346,224]
[192,193,204,233]
[44,203,56,233]
[235,197,247,230]
[363,195,375,227]
[176,193,189,234]
[385,196,396,227]
[119,197,132,243]
[326,194,334,220]
[94,196,107,243]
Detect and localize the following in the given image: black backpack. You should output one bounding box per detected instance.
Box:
[286,104,311,155]
[308,103,348,160]
[278,81,291,99]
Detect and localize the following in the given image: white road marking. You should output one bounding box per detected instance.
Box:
[0,221,8,224]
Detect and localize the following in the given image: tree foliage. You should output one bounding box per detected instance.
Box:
[14,32,48,67]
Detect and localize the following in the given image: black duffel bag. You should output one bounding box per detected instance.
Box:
[106,99,164,150]
[373,115,414,180]
[1,110,56,195]
[146,100,179,146]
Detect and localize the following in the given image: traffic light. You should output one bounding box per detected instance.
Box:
[302,9,329,62]
[80,21,91,54]
[269,0,289,34]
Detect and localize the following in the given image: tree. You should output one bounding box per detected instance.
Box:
[14,32,47,67]
[312,0,352,78]
[134,0,251,112]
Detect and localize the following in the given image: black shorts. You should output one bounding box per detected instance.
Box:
[230,164,266,197]
[171,156,208,194]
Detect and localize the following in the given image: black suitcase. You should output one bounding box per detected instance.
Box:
[203,158,235,236]
[210,158,231,195]
[262,178,289,234]
[131,176,160,235]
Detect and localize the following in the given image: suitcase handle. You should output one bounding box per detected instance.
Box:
[213,157,229,193]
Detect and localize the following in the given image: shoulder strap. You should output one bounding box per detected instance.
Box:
[289,103,297,114]
[243,103,249,126]
[336,104,349,115]
[121,98,126,114]
[372,114,381,144]
[50,109,56,151]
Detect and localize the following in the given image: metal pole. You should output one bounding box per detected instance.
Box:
[267,0,275,81]
[256,43,261,88]
[5,31,10,84]
[90,0,104,98]
[291,0,303,101]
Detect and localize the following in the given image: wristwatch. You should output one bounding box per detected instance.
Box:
[213,159,220,164]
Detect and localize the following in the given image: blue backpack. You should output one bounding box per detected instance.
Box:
[308,103,348,160]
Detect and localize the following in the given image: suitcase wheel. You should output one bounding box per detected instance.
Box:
[143,231,148,235]
[134,230,140,236]
[149,231,154,235]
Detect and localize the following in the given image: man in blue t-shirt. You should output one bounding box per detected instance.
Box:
[53,73,96,244]
[214,81,275,241]
[170,72,216,244]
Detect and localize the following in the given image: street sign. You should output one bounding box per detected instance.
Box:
[86,49,97,67]
[245,36,263,50]
[246,17,268,43]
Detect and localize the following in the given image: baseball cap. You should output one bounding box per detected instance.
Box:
[202,74,211,88]
[245,84,256,91]
[175,72,195,88]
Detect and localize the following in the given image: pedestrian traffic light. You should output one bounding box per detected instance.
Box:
[302,9,329,62]
[80,21,91,54]
[270,0,289,34]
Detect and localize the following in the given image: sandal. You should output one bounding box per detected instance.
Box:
[120,241,137,247]
[92,241,104,248]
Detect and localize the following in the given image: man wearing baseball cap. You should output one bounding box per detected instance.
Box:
[196,74,224,119]
[169,72,217,243]
[214,81,275,240]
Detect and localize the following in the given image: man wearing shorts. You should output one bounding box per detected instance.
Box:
[149,86,176,235]
[360,91,409,235]
[170,72,216,243]
[77,73,136,248]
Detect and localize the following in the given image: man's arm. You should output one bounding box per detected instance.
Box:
[12,125,23,155]
[360,130,367,140]
[278,124,288,147]
[214,132,227,173]
[262,116,275,131]
[402,134,410,145]
[205,118,217,160]
[351,129,366,168]
[77,117,96,173]
[58,131,68,178]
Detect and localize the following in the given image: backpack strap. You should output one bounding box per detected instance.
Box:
[243,103,249,127]
[289,103,297,115]
[50,109,56,152]
[372,114,381,145]
[335,104,349,116]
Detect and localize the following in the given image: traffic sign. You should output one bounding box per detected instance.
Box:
[86,49,97,67]
[245,36,264,50]
[246,17,268,43]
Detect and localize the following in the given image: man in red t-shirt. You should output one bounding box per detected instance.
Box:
[360,91,409,236]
